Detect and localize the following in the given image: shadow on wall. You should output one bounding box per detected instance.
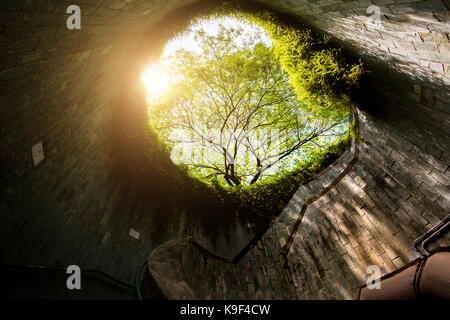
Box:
[280,45,449,298]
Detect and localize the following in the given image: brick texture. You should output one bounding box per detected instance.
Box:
[0,0,448,299]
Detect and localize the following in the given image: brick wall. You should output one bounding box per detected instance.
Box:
[0,0,255,289]
[257,0,449,85]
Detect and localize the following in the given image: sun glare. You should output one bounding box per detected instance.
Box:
[141,64,170,102]
[141,17,272,104]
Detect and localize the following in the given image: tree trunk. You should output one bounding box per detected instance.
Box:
[250,167,262,185]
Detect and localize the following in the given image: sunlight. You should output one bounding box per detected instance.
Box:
[142,16,272,106]
[141,64,170,102]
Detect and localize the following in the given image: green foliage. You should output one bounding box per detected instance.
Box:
[220,5,363,119]
[134,2,362,229]
[148,21,350,187]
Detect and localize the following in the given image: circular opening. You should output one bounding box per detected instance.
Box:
[141,11,358,188]
[116,3,362,231]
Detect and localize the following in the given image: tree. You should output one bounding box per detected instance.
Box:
[148,23,348,186]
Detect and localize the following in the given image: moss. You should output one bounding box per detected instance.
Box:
[215,1,363,118]
[217,137,350,227]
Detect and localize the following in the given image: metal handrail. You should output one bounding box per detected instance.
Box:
[413,214,450,257]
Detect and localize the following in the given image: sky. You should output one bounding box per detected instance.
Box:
[162,16,272,57]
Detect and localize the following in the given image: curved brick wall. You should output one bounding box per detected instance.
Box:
[0,0,448,299]
[258,0,449,85]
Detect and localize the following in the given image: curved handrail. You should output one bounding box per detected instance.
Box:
[359,249,450,299]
